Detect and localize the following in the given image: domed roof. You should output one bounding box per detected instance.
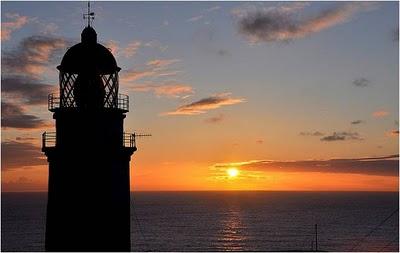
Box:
[58,27,120,74]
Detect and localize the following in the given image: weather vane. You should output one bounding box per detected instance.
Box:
[83,1,95,27]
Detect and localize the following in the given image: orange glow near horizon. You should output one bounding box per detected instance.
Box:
[1,159,399,192]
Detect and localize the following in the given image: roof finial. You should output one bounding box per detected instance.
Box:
[83,1,95,27]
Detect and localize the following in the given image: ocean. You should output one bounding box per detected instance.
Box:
[1,191,399,252]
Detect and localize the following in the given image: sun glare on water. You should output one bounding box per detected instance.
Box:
[227,168,239,178]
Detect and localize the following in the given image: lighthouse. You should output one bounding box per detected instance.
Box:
[42,14,135,251]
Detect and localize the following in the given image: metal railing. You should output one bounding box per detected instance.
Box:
[117,94,129,112]
[47,93,130,112]
[123,132,136,148]
[42,131,56,148]
[43,131,136,149]
[48,94,60,112]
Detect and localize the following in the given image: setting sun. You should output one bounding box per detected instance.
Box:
[227,168,239,178]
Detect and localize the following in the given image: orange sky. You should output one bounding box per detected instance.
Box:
[1,2,399,192]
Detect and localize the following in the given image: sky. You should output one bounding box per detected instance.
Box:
[1,1,399,192]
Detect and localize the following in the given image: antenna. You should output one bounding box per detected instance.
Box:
[134,133,152,138]
[83,1,95,27]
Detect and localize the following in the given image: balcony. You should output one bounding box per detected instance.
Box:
[42,131,56,149]
[48,93,129,112]
[42,131,137,149]
[123,133,136,149]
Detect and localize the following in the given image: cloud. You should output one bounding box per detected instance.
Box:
[321,131,363,141]
[206,6,221,12]
[353,78,370,87]
[385,129,399,138]
[351,120,364,125]
[143,40,168,52]
[204,114,224,123]
[105,39,119,55]
[1,102,50,129]
[1,13,29,41]
[233,2,375,43]
[124,40,141,57]
[146,59,180,68]
[129,83,193,98]
[256,139,264,144]
[2,76,55,105]
[164,93,245,115]
[120,69,158,82]
[2,35,67,76]
[299,131,324,136]
[187,15,204,22]
[120,58,180,82]
[373,110,389,118]
[1,141,46,170]
[213,154,399,177]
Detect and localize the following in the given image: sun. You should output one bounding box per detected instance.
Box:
[227,168,239,178]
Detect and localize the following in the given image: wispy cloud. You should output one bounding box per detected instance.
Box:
[233,2,376,43]
[299,131,324,136]
[373,110,390,118]
[120,69,157,82]
[129,83,193,98]
[124,40,141,57]
[3,35,67,76]
[187,15,204,22]
[120,58,180,82]
[204,114,225,124]
[1,102,50,129]
[352,78,370,87]
[146,59,180,68]
[321,131,363,141]
[105,39,119,55]
[206,6,221,12]
[1,13,29,41]
[213,154,399,177]
[164,93,245,115]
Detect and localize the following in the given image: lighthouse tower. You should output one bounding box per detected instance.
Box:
[42,20,135,251]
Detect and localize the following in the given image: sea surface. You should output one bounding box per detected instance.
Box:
[1,191,399,252]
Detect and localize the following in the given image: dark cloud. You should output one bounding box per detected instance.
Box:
[204,114,224,123]
[1,102,49,129]
[1,141,46,170]
[234,2,375,43]
[2,35,67,76]
[352,78,370,87]
[215,154,399,177]
[2,76,55,105]
[299,131,324,136]
[351,120,364,125]
[321,131,363,141]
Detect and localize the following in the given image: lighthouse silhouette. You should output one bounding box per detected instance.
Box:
[42,10,135,251]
